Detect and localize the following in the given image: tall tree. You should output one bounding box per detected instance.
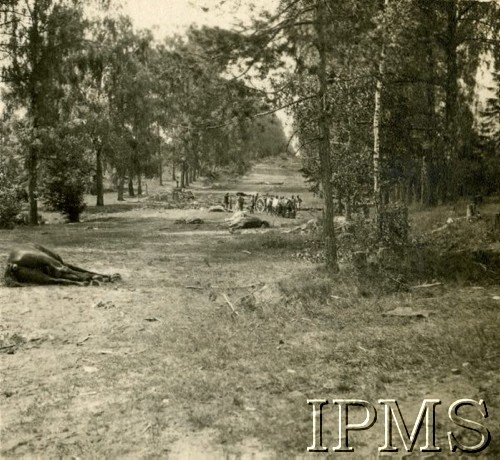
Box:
[2,0,87,224]
[315,0,338,271]
[153,27,288,182]
[372,0,389,215]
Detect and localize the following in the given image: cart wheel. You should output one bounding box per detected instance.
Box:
[255,198,266,213]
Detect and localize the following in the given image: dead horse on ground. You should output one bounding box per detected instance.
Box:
[4,244,121,287]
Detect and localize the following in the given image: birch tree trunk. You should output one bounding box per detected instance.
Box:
[373,0,389,219]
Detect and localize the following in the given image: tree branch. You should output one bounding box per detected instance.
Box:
[294,136,320,156]
[164,95,316,132]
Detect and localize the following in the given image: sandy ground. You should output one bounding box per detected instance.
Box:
[1,158,499,458]
[0,159,314,458]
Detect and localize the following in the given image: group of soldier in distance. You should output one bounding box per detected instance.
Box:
[223,192,302,218]
[4,189,303,287]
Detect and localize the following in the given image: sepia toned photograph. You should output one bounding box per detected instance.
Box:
[0,0,499,458]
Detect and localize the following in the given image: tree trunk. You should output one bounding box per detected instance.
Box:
[340,196,347,215]
[117,175,125,201]
[444,0,459,202]
[383,189,390,206]
[96,144,104,207]
[493,213,500,232]
[193,149,199,182]
[128,176,135,197]
[345,198,352,221]
[28,145,38,226]
[420,155,428,205]
[373,78,383,211]
[137,174,142,196]
[158,124,163,186]
[28,1,40,226]
[180,163,185,188]
[159,157,163,186]
[184,165,190,188]
[466,203,477,221]
[373,0,389,220]
[315,0,338,272]
[424,20,437,207]
[403,182,409,204]
[172,159,176,182]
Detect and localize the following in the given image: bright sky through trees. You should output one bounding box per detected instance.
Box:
[121,0,278,38]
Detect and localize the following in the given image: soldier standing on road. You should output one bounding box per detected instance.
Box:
[250,194,257,213]
[272,196,279,215]
[238,194,244,211]
[223,193,229,210]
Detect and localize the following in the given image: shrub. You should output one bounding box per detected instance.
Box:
[0,164,23,229]
[40,129,91,223]
[0,186,22,229]
[43,171,87,222]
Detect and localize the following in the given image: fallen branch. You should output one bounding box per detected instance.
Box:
[0,344,17,351]
[410,282,443,289]
[125,348,148,356]
[388,276,408,287]
[383,307,431,318]
[228,283,262,290]
[76,335,92,346]
[222,293,239,316]
[232,284,274,309]
[473,262,487,272]
[185,285,204,290]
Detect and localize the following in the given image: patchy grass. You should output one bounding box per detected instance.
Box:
[211,231,319,261]
[83,203,141,215]
[154,267,500,455]
[409,197,500,237]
